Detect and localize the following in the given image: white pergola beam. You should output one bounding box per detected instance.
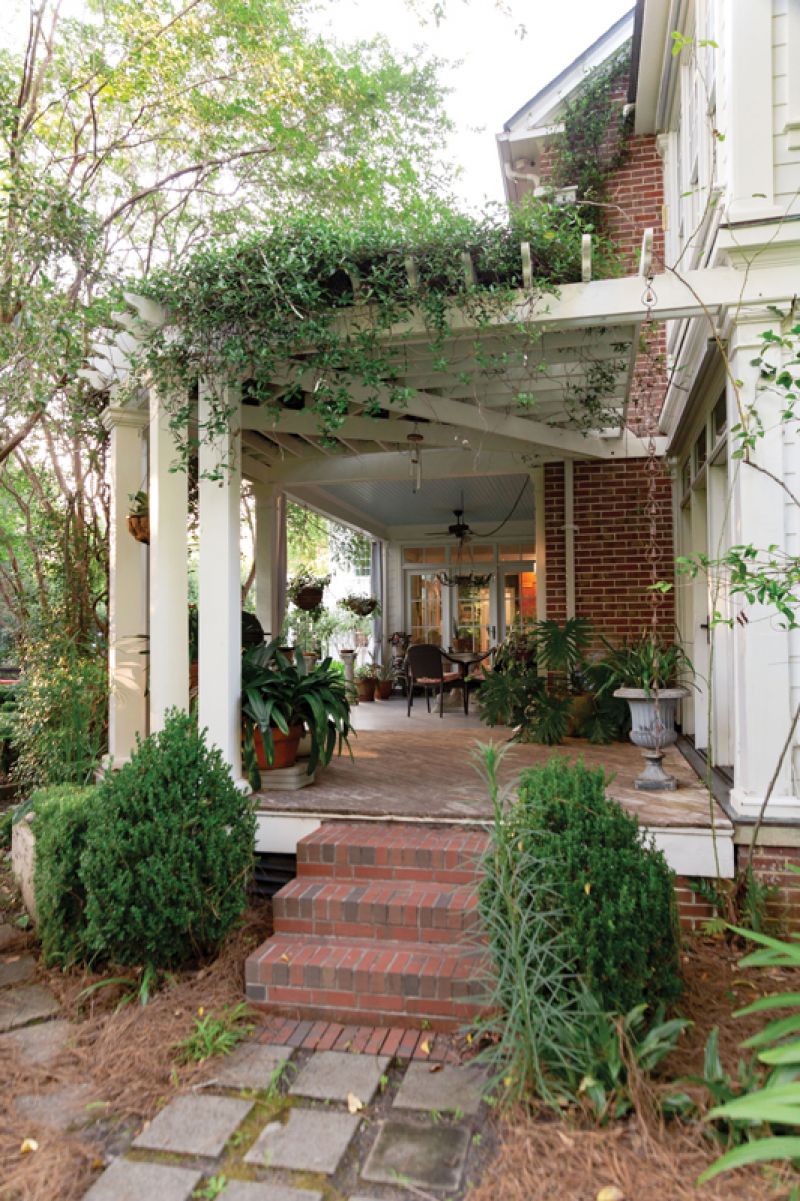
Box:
[326,263,800,339]
[240,408,542,454]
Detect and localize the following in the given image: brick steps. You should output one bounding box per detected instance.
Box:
[246,821,491,1030]
[296,822,489,883]
[273,877,481,943]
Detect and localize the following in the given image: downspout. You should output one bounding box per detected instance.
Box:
[564,460,576,619]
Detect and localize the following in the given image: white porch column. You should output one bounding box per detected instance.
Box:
[728,314,798,816]
[254,484,287,639]
[148,387,189,729]
[103,405,148,764]
[198,380,243,779]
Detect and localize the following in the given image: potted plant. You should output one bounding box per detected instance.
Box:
[354,663,377,702]
[603,636,693,791]
[127,491,149,544]
[241,640,353,790]
[373,660,394,700]
[287,568,331,613]
[341,594,381,619]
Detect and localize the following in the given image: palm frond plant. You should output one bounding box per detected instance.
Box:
[241,639,352,789]
[599,635,694,694]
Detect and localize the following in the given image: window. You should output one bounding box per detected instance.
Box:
[498,542,536,562]
[693,427,707,476]
[403,546,446,564]
[712,392,727,440]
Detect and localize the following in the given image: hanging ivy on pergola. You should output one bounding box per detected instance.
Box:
[132,197,630,462]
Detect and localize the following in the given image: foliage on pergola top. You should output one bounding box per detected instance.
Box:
[135,200,623,459]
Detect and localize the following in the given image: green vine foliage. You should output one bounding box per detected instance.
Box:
[547,46,633,204]
[136,199,621,460]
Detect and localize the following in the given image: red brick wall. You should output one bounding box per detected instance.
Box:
[543,458,675,644]
[738,844,800,927]
[675,876,716,931]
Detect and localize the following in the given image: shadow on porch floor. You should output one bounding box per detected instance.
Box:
[255,695,730,832]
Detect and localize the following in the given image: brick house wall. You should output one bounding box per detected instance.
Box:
[543,458,675,643]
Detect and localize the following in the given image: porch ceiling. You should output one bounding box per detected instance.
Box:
[289,471,535,533]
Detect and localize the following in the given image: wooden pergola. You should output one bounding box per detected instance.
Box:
[86,238,800,792]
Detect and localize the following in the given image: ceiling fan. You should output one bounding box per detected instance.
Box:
[427,505,475,544]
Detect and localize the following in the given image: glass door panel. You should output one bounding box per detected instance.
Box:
[455,581,493,651]
[408,574,443,645]
[502,569,536,636]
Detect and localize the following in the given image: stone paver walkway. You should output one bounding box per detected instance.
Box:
[83,1024,493,1200]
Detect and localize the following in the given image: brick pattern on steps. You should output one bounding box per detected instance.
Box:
[246,822,491,1030]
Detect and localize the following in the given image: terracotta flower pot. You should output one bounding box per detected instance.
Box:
[356,678,376,702]
[374,680,393,700]
[127,514,150,544]
[253,724,303,770]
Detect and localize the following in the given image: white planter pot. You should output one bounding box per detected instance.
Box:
[613,687,688,750]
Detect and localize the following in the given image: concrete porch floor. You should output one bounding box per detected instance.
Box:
[255,694,731,833]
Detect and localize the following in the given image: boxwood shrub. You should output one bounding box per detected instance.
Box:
[32,784,98,966]
[80,710,256,968]
[504,757,681,1014]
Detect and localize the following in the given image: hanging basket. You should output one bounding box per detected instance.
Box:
[127,514,150,544]
[342,597,379,618]
[293,585,324,612]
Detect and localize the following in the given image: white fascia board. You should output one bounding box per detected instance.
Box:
[633,0,673,135]
[502,10,634,138]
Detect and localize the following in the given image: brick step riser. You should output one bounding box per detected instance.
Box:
[273,882,481,944]
[296,861,482,885]
[273,915,480,943]
[247,997,476,1032]
[252,973,487,1029]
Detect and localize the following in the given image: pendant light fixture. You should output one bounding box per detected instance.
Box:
[407,425,424,493]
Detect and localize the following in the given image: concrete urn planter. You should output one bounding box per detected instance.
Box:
[613,687,689,791]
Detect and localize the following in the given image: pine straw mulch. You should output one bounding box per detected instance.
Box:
[0,901,272,1201]
[468,936,800,1201]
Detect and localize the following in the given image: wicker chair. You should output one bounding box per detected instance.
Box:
[405,643,467,717]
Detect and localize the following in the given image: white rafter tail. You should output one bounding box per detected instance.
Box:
[520,242,533,290]
[404,256,420,291]
[77,367,111,390]
[639,228,654,278]
[123,291,167,327]
[110,309,141,331]
[113,331,141,356]
[461,251,477,287]
[581,234,593,283]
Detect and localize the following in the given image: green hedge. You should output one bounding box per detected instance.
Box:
[80,710,256,968]
[32,784,98,966]
[30,712,256,971]
[501,757,681,1014]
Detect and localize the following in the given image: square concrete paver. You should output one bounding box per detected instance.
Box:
[16,1083,98,1131]
[0,984,60,1032]
[211,1042,292,1090]
[361,1120,471,1191]
[0,954,36,987]
[133,1094,252,1157]
[393,1062,488,1116]
[289,1051,389,1105]
[0,1018,73,1066]
[83,1159,202,1201]
[219,1184,323,1201]
[245,1107,361,1174]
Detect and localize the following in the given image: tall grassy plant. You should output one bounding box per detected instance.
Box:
[475,743,591,1106]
